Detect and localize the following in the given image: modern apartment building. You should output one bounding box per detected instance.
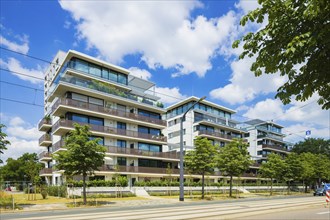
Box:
[242,119,291,164]
[38,50,180,186]
[164,97,247,150]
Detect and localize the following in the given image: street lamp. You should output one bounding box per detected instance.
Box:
[179,96,206,201]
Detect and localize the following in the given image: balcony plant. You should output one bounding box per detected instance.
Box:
[156,102,164,108]
[44,115,51,123]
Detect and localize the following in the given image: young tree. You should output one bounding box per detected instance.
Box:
[283,153,303,194]
[217,139,252,197]
[298,153,317,193]
[259,153,286,195]
[53,123,106,205]
[292,138,330,158]
[184,137,218,199]
[233,0,330,109]
[313,154,330,188]
[0,124,10,164]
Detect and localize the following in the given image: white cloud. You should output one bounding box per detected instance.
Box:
[0,35,29,54]
[243,98,284,120]
[0,57,44,84]
[210,57,287,105]
[283,124,330,143]
[128,67,152,80]
[59,1,238,77]
[1,115,42,163]
[154,87,187,105]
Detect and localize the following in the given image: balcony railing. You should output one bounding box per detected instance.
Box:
[257,133,284,141]
[38,151,52,160]
[39,134,52,146]
[39,168,53,175]
[48,67,163,108]
[198,130,234,140]
[53,120,167,143]
[52,98,166,126]
[38,119,52,131]
[194,115,245,131]
[262,144,290,152]
[98,165,180,174]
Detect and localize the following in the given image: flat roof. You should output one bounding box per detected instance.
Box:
[166,96,236,114]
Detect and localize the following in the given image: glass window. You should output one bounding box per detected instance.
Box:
[74,59,89,73]
[89,97,104,106]
[118,73,127,85]
[72,114,88,124]
[89,117,103,126]
[150,128,160,136]
[109,71,117,82]
[138,143,149,151]
[150,145,161,152]
[90,136,104,145]
[72,93,88,103]
[102,69,109,79]
[89,63,102,77]
[117,122,126,130]
[117,140,126,148]
[117,157,126,166]
[138,126,149,134]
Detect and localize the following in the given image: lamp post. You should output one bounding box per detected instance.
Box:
[179,96,206,201]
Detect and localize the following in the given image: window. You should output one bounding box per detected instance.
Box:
[117,122,126,130]
[138,142,161,152]
[138,109,161,119]
[89,97,103,106]
[89,63,101,77]
[117,157,126,166]
[117,140,126,148]
[72,93,88,103]
[72,114,88,124]
[68,113,103,126]
[138,159,163,168]
[118,73,127,85]
[89,136,104,145]
[89,117,103,126]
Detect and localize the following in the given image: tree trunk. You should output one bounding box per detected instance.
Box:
[287,180,291,195]
[83,174,87,205]
[229,175,233,197]
[201,172,205,199]
[270,178,273,196]
[304,182,308,193]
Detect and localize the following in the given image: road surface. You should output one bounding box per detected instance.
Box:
[2,196,329,219]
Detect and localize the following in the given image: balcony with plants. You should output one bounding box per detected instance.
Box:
[39,133,52,146]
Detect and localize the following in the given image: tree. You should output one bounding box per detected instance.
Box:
[259,153,286,195]
[0,124,10,164]
[283,153,303,194]
[291,138,330,158]
[184,137,218,199]
[53,123,106,205]
[298,153,317,192]
[312,154,330,187]
[233,0,330,109]
[217,139,252,197]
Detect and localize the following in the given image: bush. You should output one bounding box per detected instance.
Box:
[68,178,128,188]
[40,187,48,199]
[47,186,67,198]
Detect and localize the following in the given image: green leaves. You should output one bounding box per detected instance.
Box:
[234,0,330,109]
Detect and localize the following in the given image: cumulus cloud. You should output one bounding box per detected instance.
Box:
[59,1,238,77]
[1,115,41,163]
[210,57,287,105]
[128,67,152,81]
[0,57,44,84]
[283,124,330,143]
[0,35,29,54]
[154,87,187,105]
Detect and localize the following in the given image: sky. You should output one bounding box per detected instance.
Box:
[0,0,329,163]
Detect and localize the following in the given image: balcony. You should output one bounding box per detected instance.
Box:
[48,68,164,109]
[52,120,167,144]
[257,133,285,142]
[39,134,52,146]
[38,119,52,131]
[52,98,166,128]
[98,165,180,175]
[195,115,246,133]
[198,130,234,141]
[39,168,53,176]
[52,140,178,160]
[262,144,290,153]
[38,151,52,161]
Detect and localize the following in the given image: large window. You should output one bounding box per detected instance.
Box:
[89,136,104,145]
[117,122,126,130]
[138,109,161,119]
[138,126,160,136]
[70,58,128,85]
[138,142,162,152]
[117,140,126,148]
[138,159,163,168]
[117,157,126,166]
[68,92,104,106]
[67,113,104,126]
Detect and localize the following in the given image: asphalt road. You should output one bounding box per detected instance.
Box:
[1,196,328,220]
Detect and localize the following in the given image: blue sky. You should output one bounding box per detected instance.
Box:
[0,0,329,162]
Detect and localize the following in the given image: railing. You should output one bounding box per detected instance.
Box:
[38,151,52,159]
[52,98,166,126]
[257,133,284,141]
[38,119,51,130]
[39,168,53,175]
[98,165,180,174]
[262,144,290,152]
[48,66,163,108]
[194,115,244,131]
[105,146,179,159]
[198,130,234,140]
[53,120,167,142]
[39,134,52,145]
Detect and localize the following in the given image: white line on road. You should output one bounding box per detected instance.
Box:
[317,211,330,215]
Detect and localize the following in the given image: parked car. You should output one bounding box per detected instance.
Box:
[313,188,326,196]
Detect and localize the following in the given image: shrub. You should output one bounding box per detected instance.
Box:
[47,186,67,198]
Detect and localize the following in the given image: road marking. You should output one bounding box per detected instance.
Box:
[317,211,330,215]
